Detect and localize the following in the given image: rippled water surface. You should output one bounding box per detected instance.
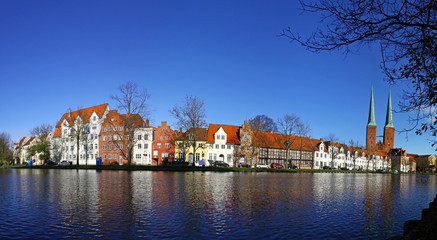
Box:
[0,169,436,239]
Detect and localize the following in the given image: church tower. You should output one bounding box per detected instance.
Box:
[366,88,377,152]
[383,90,394,152]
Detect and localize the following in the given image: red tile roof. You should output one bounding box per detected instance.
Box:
[253,131,317,151]
[102,110,146,128]
[53,103,108,138]
[55,103,108,128]
[207,124,240,144]
[23,137,35,146]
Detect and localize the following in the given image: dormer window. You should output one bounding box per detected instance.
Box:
[188,134,194,140]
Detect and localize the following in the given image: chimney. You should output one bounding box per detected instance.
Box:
[146,119,149,127]
[162,121,167,126]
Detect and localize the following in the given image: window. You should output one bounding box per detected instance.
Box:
[108,145,112,150]
[138,135,142,140]
[145,134,148,140]
[227,145,231,149]
[103,154,107,159]
[103,136,107,141]
[196,153,200,161]
[316,153,319,158]
[95,144,97,149]
[145,144,148,149]
[108,128,112,132]
[113,145,117,150]
[103,128,107,132]
[165,143,170,149]
[221,145,225,149]
[108,154,112,159]
[209,153,212,160]
[113,128,116,131]
[215,144,219,149]
[138,144,142,149]
[221,135,225,140]
[93,116,96,121]
[114,154,117,160]
[119,145,122,150]
[119,127,123,131]
[157,143,161,149]
[227,154,232,162]
[213,154,217,160]
[216,135,220,140]
[114,135,117,140]
[179,143,184,148]
[198,143,203,148]
[71,146,74,151]
[63,129,67,134]
[165,136,168,140]
[160,136,163,140]
[108,136,112,141]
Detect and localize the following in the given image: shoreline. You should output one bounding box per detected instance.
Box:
[2,165,436,175]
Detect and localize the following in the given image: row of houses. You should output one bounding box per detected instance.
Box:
[13,103,434,172]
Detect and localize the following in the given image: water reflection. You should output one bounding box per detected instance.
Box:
[0,169,436,239]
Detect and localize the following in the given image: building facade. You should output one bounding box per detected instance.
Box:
[152,121,175,166]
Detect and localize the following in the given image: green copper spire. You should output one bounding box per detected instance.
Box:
[385,89,394,128]
[368,87,376,126]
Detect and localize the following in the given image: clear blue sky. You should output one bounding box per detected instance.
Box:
[0,0,434,155]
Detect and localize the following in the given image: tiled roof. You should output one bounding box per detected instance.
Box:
[53,127,61,138]
[207,124,240,144]
[253,131,317,151]
[55,103,108,128]
[23,137,35,146]
[102,110,146,128]
[176,128,208,141]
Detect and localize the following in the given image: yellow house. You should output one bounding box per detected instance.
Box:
[414,155,437,173]
[174,128,208,166]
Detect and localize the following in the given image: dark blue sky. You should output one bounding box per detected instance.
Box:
[1,0,434,154]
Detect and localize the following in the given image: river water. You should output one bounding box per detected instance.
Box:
[0,168,436,239]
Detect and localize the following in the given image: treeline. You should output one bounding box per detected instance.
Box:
[0,132,13,165]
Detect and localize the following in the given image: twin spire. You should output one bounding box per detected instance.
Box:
[367,87,394,128]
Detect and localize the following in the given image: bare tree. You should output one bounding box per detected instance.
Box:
[249,115,278,166]
[65,108,89,166]
[170,95,207,166]
[349,139,361,170]
[277,114,302,168]
[296,122,312,169]
[281,0,437,147]
[110,81,151,166]
[30,123,52,141]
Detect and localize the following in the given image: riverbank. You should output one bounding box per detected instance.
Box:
[2,164,435,174]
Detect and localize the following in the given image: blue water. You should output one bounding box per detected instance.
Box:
[0,169,436,239]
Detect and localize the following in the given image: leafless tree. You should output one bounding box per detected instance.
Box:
[277,114,301,168]
[30,123,52,141]
[170,95,207,166]
[110,81,151,166]
[65,108,89,166]
[348,139,361,170]
[296,122,312,169]
[281,0,437,147]
[249,115,278,166]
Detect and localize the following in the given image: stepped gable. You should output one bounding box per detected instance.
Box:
[207,124,240,145]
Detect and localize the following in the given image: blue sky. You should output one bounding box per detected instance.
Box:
[0,0,434,155]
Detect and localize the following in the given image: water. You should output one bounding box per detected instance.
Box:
[0,169,436,239]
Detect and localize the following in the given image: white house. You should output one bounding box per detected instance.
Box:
[206,124,240,167]
[51,103,110,165]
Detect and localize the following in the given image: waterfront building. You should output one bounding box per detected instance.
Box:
[99,110,152,165]
[152,121,175,166]
[52,103,110,165]
[174,128,208,166]
[206,124,240,167]
[413,155,436,172]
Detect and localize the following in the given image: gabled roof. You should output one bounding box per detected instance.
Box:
[176,128,208,141]
[207,124,240,144]
[55,103,108,128]
[23,137,35,146]
[253,131,317,152]
[102,110,146,128]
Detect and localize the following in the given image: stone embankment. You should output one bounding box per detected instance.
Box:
[390,194,437,239]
